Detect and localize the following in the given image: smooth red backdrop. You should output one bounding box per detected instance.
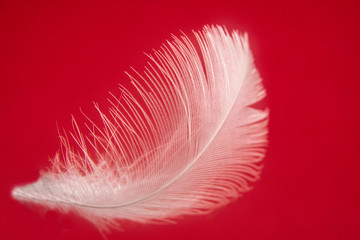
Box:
[1,0,359,239]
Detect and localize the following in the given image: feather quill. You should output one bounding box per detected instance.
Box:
[12,25,268,231]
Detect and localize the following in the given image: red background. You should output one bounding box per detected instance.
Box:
[1,0,359,239]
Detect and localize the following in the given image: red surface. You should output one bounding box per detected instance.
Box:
[1,0,359,239]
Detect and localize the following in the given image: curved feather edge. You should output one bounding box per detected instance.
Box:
[12,25,268,232]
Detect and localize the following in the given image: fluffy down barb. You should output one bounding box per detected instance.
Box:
[12,25,268,232]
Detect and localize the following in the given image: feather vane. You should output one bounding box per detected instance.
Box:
[12,25,268,231]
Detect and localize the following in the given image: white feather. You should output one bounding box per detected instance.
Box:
[12,25,268,231]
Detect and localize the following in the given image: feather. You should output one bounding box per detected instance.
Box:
[12,25,268,231]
